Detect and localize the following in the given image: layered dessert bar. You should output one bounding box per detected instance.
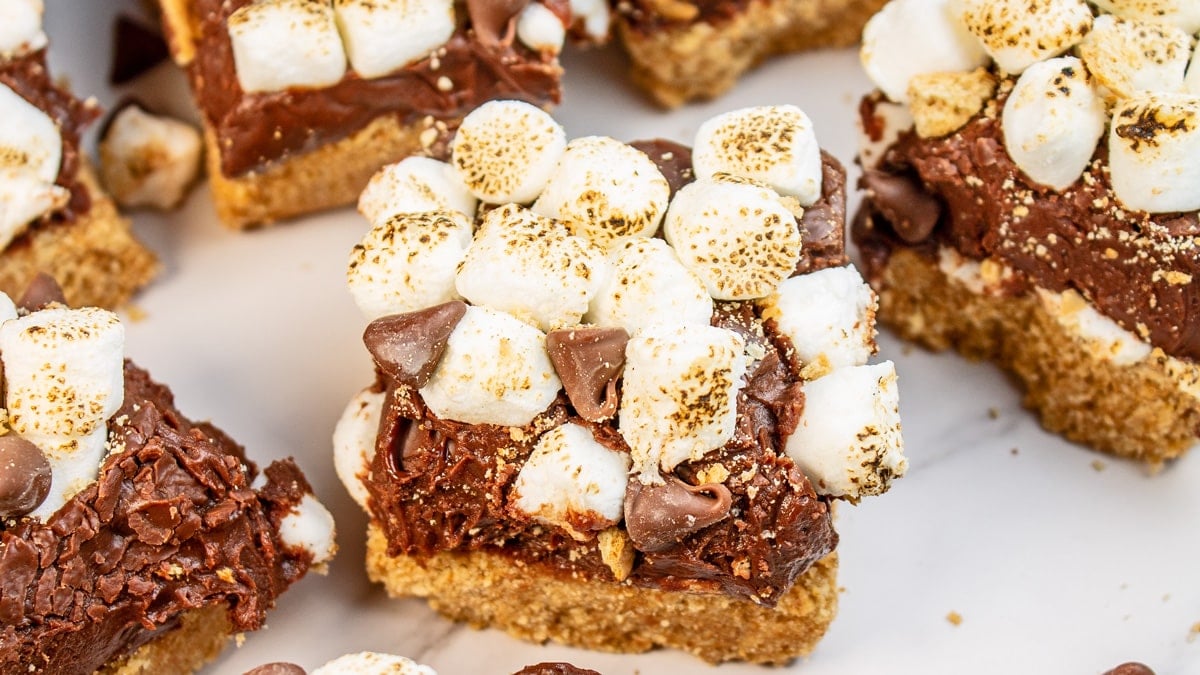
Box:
[612,0,888,107]
[0,1,157,308]
[157,0,598,228]
[0,277,335,674]
[246,654,599,675]
[852,0,1200,463]
[336,101,906,663]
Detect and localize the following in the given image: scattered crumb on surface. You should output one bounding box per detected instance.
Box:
[1010,447,1019,456]
[235,632,246,647]
[1092,460,1107,472]
[987,407,999,420]
[123,304,148,322]
[901,344,914,356]
[1189,622,1200,643]
[946,611,962,626]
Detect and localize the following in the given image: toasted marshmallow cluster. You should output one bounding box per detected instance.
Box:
[99,105,203,210]
[311,653,438,675]
[587,238,712,334]
[0,82,67,248]
[357,156,477,225]
[863,0,1200,213]
[0,0,46,57]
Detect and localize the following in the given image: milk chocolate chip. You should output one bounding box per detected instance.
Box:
[0,436,52,518]
[18,272,67,311]
[467,0,531,47]
[860,169,942,244]
[244,664,306,675]
[624,475,733,552]
[1103,664,1155,675]
[364,301,467,388]
[546,326,628,422]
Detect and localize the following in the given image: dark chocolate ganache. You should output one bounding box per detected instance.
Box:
[854,87,1200,362]
[184,0,567,177]
[0,362,316,675]
[363,145,846,607]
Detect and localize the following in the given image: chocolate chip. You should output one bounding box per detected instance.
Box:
[1102,663,1155,675]
[364,301,467,388]
[243,664,306,675]
[17,272,67,311]
[0,436,52,519]
[860,169,942,244]
[467,0,531,47]
[109,15,170,85]
[624,475,733,552]
[545,326,628,422]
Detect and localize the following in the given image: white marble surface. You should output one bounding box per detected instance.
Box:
[44,2,1200,674]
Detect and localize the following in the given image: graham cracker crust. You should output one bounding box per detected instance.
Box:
[98,605,232,675]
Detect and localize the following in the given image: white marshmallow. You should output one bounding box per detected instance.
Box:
[954,0,1093,75]
[347,209,473,319]
[586,237,713,335]
[228,0,347,93]
[0,292,16,323]
[333,388,385,509]
[568,0,611,40]
[860,0,989,103]
[357,157,478,225]
[1091,0,1200,34]
[517,2,567,53]
[450,100,566,204]
[0,0,46,57]
[279,493,337,564]
[1002,57,1108,191]
[0,83,63,184]
[99,105,203,210]
[858,98,914,171]
[419,305,561,427]
[1038,289,1152,366]
[1078,15,1193,99]
[0,167,67,249]
[313,653,438,675]
[785,362,906,500]
[456,204,607,331]
[1188,40,1200,94]
[334,0,454,79]
[511,422,630,537]
[26,427,107,519]
[1108,92,1200,213]
[620,324,746,479]
[769,266,877,373]
[532,136,670,250]
[662,178,801,301]
[692,105,824,206]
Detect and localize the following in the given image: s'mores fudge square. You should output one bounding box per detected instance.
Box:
[158,0,591,229]
[0,278,335,674]
[852,0,1200,463]
[336,101,906,664]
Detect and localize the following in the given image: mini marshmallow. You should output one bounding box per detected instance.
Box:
[279,493,337,564]
[1091,0,1200,34]
[313,653,437,675]
[26,427,106,520]
[419,305,561,427]
[1038,289,1152,366]
[692,105,823,206]
[785,362,905,501]
[662,178,801,301]
[858,98,915,170]
[568,0,611,41]
[333,388,384,509]
[954,0,1093,75]
[334,0,454,79]
[0,292,16,324]
[511,422,630,537]
[228,0,347,93]
[0,167,68,249]
[1108,92,1200,213]
[860,0,989,103]
[769,266,877,374]
[347,209,473,319]
[357,157,477,225]
[0,0,46,57]
[450,100,567,204]
[586,237,713,335]
[532,136,670,249]
[456,204,607,331]
[620,324,746,479]
[99,105,203,210]
[0,83,63,184]
[1002,57,1108,191]
[517,2,567,53]
[1078,15,1192,99]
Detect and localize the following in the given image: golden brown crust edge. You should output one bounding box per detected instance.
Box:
[616,0,888,108]
[874,247,1200,464]
[97,605,231,675]
[365,524,839,665]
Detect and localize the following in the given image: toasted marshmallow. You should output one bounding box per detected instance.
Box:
[954,0,1093,75]
[1078,15,1192,99]
[0,83,62,184]
[1002,57,1107,191]
[313,653,437,675]
[860,0,989,103]
[227,0,347,93]
[587,237,713,335]
[1091,0,1200,34]
[358,157,477,225]
[517,2,567,53]
[348,209,473,319]
[334,0,454,78]
[0,0,46,57]
[0,292,16,323]
[99,105,202,210]
[0,167,67,249]
[1109,92,1200,213]
[279,493,337,564]
[333,388,385,509]
[419,305,561,427]
[532,136,670,249]
[692,105,824,206]
[785,362,905,500]
[456,204,607,331]
[511,422,630,537]
[450,100,567,204]
[858,98,915,170]
[662,178,801,301]
[620,324,746,479]
[26,427,107,519]
[769,266,877,375]
[568,0,611,40]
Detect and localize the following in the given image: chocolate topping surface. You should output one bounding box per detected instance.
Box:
[624,476,732,552]
[1102,663,1155,675]
[512,664,602,675]
[365,301,468,388]
[17,272,68,312]
[0,436,52,519]
[545,326,628,423]
[628,139,694,198]
[244,663,307,675]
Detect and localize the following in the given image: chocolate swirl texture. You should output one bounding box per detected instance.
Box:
[0,363,316,675]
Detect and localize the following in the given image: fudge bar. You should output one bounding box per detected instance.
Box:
[245,654,599,675]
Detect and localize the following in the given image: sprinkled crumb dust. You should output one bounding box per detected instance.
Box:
[1092,460,1107,472]
[946,611,963,626]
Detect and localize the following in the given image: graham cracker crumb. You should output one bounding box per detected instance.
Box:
[946,611,963,626]
[1091,460,1107,472]
[907,68,997,139]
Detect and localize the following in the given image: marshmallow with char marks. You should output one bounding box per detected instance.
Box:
[586,237,713,335]
[228,0,347,93]
[1091,0,1200,34]
[357,157,478,226]
[517,2,567,53]
[0,0,46,57]
[0,83,67,245]
[1078,14,1193,99]
[312,653,437,675]
[99,105,203,210]
[953,0,1094,75]
[769,265,877,375]
[332,387,384,509]
[451,100,567,204]
[334,0,454,79]
[692,105,823,206]
[1189,40,1200,94]
[1108,92,1200,213]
